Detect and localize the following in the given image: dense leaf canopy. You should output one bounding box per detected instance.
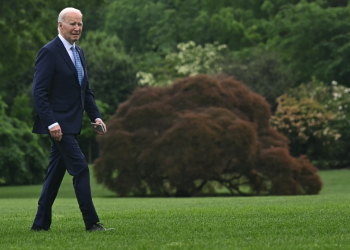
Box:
[94,75,322,197]
[0,98,47,185]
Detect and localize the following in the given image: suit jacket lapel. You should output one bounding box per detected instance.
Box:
[55,37,79,85]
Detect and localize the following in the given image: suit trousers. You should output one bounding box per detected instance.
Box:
[33,135,99,230]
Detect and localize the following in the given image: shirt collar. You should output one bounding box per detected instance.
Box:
[58,34,75,51]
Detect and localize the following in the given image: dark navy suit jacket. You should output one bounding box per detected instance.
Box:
[32,36,101,135]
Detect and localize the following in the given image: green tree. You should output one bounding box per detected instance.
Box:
[226,48,297,107]
[0,0,51,107]
[78,31,137,112]
[105,0,262,55]
[0,0,50,81]
[105,0,166,53]
[265,1,350,85]
[0,0,107,109]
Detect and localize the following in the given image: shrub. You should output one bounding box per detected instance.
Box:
[271,78,350,169]
[10,93,34,127]
[270,94,340,169]
[94,75,322,197]
[0,97,47,185]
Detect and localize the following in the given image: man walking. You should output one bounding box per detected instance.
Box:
[31,7,112,232]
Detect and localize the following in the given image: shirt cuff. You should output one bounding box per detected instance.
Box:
[95,118,102,122]
[48,122,58,130]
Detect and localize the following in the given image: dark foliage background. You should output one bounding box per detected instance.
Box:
[1,0,349,185]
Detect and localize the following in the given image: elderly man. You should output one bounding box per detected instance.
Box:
[31,7,112,232]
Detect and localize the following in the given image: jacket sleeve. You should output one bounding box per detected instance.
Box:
[84,81,102,121]
[80,49,102,121]
[32,47,57,127]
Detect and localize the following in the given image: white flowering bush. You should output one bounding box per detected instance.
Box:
[271,78,350,169]
[136,72,157,86]
[166,41,228,76]
[136,41,228,87]
[288,79,350,118]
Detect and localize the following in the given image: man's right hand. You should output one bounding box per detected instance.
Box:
[50,124,63,141]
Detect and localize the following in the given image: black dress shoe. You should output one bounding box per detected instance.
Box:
[86,223,115,232]
[30,224,49,231]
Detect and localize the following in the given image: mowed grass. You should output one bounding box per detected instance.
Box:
[1,170,350,249]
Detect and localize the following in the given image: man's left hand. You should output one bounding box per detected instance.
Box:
[95,118,107,135]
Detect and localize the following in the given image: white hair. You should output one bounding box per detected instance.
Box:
[57,7,83,32]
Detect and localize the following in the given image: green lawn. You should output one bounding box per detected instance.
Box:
[0,167,115,199]
[1,169,350,249]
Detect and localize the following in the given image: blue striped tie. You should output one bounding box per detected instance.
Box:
[71,46,83,85]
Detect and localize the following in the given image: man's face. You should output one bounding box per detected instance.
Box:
[58,12,83,45]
